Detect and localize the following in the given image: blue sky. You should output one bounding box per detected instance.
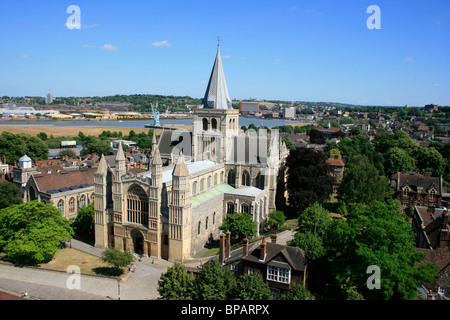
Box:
[0,0,449,106]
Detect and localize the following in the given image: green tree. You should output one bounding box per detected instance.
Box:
[71,203,94,240]
[196,260,237,300]
[325,200,438,300]
[59,149,78,159]
[0,181,22,209]
[101,247,134,270]
[288,203,331,259]
[286,148,335,215]
[414,147,445,176]
[220,212,256,241]
[234,273,273,300]
[80,136,112,156]
[158,262,197,300]
[265,210,286,231]
[338,155,389,205]
[0,201,73,265]
[0,132,48,164]
[384,147,416,176]
[281,282,315,300]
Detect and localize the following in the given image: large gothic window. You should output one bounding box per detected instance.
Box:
[126,185,149,227]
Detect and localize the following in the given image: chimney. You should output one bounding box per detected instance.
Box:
[243,235,249,257]
[126,162,131,171]
[260,237,267,261]
[270,233,278,244]
[219,234,225,264]
[139,159,143,169]
[225,232,231,258]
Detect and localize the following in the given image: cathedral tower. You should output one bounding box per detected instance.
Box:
[192,43,239,163]
[168,151,192,262]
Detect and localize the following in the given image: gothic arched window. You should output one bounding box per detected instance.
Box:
[203,118,208,131]
[242,170,250,186]
[126,185,149,227]
[227,169,236,187]
[57,199,64,213]
[69,197,75,213]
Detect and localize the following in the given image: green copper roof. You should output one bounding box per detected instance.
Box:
[190,183,235,208]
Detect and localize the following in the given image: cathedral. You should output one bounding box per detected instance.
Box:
[94,44,289,262]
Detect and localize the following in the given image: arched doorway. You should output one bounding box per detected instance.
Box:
[131,229,144,255]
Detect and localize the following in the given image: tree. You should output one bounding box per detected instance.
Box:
[286,148,334,215]
[414,147,445,176]
[325,200,438,300]
[281,282,315,300]
[338,155,389,205]
[158,262,197,300]
[220,212,256,241]
[0,132,48,164]
[0,201,73,265]
[71,203,94,240]
[288,203,331,259]
[0,181,22,209]
[59,149,77,159]
[101,247,134,270]
[265,210,286,231]
[234,273,273,300]
[195,260,237,300]
[384,147,416,176]
[80,136,112,156]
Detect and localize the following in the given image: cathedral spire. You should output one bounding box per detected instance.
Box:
[202,41,232,110]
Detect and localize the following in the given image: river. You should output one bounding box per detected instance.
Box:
[0,117,308,129]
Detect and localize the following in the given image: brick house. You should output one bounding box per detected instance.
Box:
[412,206,449,299]
[391,172,442,212]
[326,156,345,193]
[218,232,309,299]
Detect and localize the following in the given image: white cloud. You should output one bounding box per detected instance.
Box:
[18,54,31,59]
[404,57,415,62]
[83,24,100,29]
[152,40,172,47]
[83,44,118,51]
[433,83,441,87]
[274,58,281,63]
[101,44,118,51]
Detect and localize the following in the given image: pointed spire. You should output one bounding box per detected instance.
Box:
[116,142,125,162]
[202,42,232,110]
[97,154,108,175]
[173,150,188,176]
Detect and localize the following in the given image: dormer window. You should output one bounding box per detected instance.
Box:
[429,189,436,201]
[403,186,410,197]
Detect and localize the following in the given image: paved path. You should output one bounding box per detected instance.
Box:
[0,230,295,300]
[0,257,168,300]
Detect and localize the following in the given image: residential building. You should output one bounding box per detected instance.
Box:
[391,172,442,212]
[218,233,309,299]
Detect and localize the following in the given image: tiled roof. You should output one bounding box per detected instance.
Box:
[416,248,450,273]
[326,157,345,167]
[33,168,96,194]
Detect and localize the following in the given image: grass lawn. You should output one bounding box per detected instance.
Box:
[39,248,129,279]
